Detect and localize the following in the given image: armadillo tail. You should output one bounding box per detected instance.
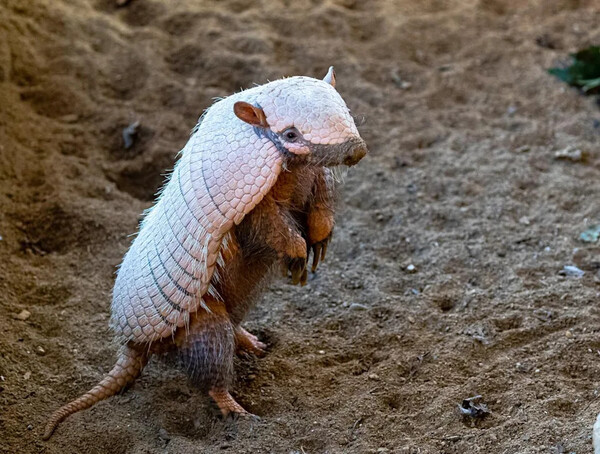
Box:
[43,344,148,440]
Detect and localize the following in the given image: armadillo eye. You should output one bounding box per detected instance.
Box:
[283,128,299,142]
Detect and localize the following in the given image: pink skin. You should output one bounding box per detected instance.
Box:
[285,142,311,155]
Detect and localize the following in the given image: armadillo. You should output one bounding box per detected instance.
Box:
[43,67,367,439]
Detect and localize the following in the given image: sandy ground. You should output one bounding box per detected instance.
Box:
[2,0,600,452]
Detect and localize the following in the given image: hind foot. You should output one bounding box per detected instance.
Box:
[235,326,267,357]
[209,388,257,419]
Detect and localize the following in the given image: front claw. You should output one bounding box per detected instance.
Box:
[285,256,308,286]
[310,234,331,272]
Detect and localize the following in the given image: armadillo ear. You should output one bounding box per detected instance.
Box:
[323,66,336,88]
[234,101,269,128]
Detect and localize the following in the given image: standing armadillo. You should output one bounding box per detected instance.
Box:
[43,67,367,439]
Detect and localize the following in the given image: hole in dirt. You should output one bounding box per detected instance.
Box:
[381,392,403,410]
[105,122,156,160]
[16,202,106,255]
[431,294,457,312]
[105,154,174,201]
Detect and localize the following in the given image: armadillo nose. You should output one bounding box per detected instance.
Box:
[344,141,368,166]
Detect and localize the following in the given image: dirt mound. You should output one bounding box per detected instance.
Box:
[2,0,600,453]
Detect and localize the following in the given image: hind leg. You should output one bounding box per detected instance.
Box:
[176,297,252,418]
[208,388,249,417]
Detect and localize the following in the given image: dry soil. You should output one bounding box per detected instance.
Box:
[1,0,600,453]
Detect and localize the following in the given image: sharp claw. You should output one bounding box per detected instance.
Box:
[310,236,331,273]
[321,239,328,261]
[229,411,261,423]
[287,257,308,286]
[249,413,262,422]
[236,327,267,357]
[291,269,300,285]
[255,340,267,351]
[300,268,308,286]
[312,243,322,272]
[290,258,304,285]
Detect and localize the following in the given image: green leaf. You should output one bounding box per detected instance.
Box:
[581,77,600,92]
[548,46,600,94]
[548,67,573,84]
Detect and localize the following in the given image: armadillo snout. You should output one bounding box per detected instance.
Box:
[343,141,368,166]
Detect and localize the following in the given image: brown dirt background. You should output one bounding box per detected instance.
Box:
[2,0,600,452]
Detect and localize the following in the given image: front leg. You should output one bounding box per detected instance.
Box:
[307,168,336,272]
[256,196,308,285]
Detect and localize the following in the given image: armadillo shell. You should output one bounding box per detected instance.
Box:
[110,85,287,344]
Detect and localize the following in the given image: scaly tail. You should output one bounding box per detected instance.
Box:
[43,343,148,440]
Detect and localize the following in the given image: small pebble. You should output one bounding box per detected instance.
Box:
[15,310,31,321]
[555,145,587,162]
[406,264,416,273]
[348,303,368,311]
[23,372,31,380]
[368,373,379,380]
[318,350,325,354]
[559,265,584,278]
[158,427,170,441]
[27,424,33,430]
[580,224,600,243]
[519,216,530,225]
[516,362,528,372]
[36,346,46,356]
[565,330,573,338]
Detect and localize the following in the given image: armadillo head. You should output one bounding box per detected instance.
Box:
[233,67,367,168]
